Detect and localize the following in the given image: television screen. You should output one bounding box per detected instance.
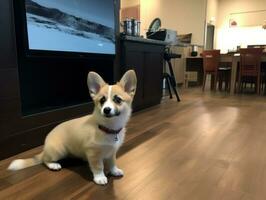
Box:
[24,0,115,55]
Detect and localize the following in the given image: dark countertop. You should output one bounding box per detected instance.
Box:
[120,35,204,48]
[120,35,168,46]
[186,56,203,59]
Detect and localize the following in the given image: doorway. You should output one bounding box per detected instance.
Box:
[206,24,215,50]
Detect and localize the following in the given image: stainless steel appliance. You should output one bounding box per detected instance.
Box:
[122,18,141,36]
[131,19,141,36]
[146,18,177,44]
[122,18,132,35]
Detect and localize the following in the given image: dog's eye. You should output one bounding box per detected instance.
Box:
[113,95,123,104]
[100,96,106,105]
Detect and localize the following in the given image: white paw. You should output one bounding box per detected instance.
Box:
[93,174,108,185]
[7,159,25,171]
[46,163,62,171]
[110,167,124,177]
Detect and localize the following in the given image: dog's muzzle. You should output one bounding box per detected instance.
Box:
[103,109,120,118]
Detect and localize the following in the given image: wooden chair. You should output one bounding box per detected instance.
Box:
[260,62,266,94]
[238,48,263,94]
[202,50,231,91]
[202,50,220,91]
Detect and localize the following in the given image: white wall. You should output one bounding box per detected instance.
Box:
[140,0,208,45]
[216,0,266,53]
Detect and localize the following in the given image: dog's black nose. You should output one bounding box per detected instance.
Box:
[103,107,111,115]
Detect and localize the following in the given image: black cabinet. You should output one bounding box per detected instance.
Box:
[120,39,165,111]
[186,57,204,86]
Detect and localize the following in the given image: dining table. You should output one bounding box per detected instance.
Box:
[220,53,266,95]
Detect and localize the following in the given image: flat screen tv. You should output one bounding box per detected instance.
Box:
[15,0,116,57]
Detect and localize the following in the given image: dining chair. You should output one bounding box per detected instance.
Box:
[260,62,266,94]
[202,50,219,91]
[238,48,263,94]
[202,50,231,91]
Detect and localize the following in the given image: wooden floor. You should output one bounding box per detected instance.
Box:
[1,88,266,200]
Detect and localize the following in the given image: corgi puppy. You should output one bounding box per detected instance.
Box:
[8,70,137,185]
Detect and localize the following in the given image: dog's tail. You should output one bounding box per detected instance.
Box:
[7,152,43,171]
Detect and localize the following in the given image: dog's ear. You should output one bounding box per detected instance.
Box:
[119,70,137,97]
[87,71,106,98]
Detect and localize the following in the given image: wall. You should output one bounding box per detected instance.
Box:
[216,0,266,53]
[120,0,140,21]
[121,0,140,8]
[140,0,208,45]
[206,0,218,25]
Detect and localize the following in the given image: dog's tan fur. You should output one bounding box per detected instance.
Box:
[8,70,137,185]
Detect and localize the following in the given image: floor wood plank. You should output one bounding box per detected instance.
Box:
[1,88,266,199]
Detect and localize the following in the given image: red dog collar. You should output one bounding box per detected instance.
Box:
[98,125,122,135]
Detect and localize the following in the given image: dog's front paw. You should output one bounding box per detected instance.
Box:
[93,174,108,185]
[110,167,124,177]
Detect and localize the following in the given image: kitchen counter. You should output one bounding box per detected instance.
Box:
[120,35,168,46]
[121,35,204,48]
[120,37,165,111]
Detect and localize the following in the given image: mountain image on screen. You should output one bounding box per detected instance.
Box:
[25,0,115,54]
